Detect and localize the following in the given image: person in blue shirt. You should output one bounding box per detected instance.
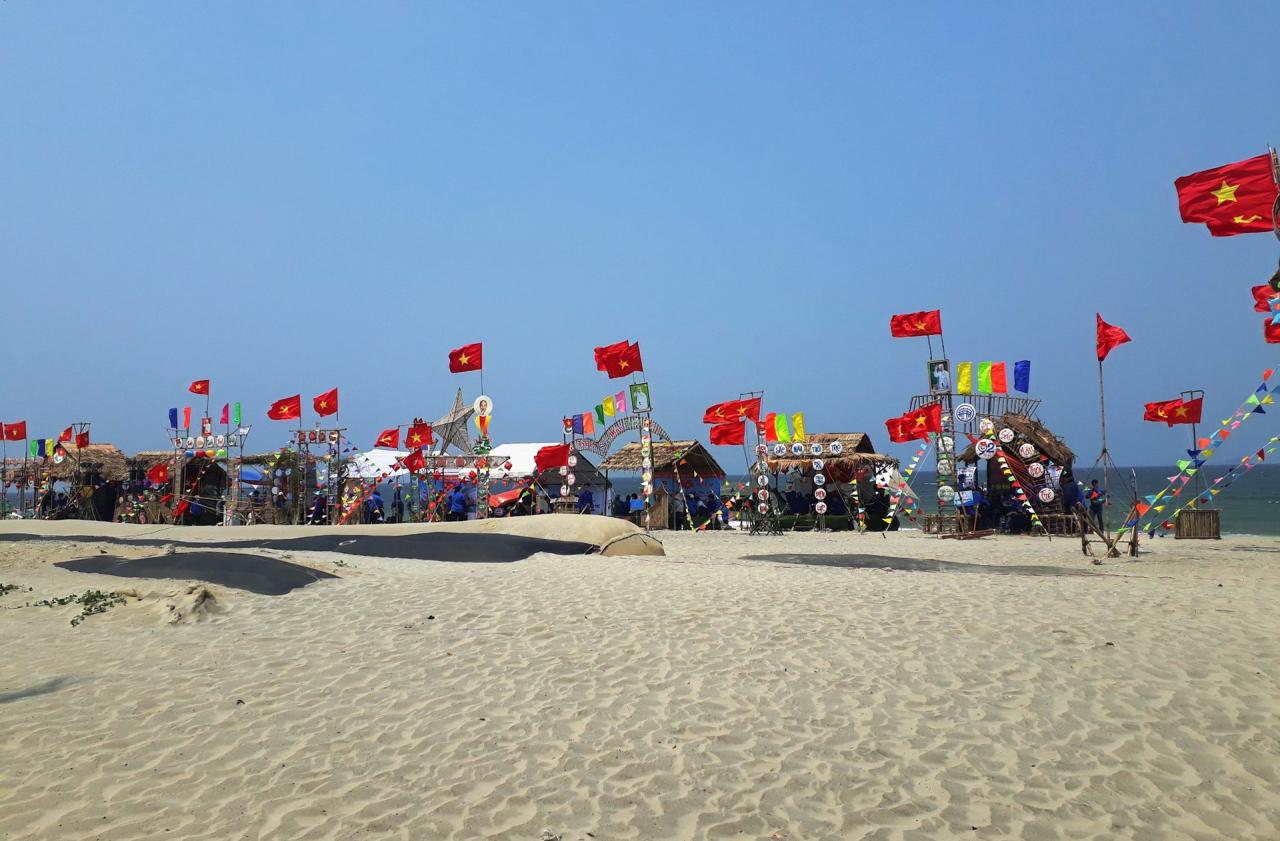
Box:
[448,484,468,521]
[577,487,594,514]
[1086,480,1106,527]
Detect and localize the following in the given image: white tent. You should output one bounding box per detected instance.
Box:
[345,449,409,480]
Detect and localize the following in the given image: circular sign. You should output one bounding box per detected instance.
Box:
[810,443,823,455]
[997,428,1016,443]
[938,435,954,453]
[975,439,997,460]
[815,501,828,515]
[455,457,466,468]
[756,444,768,456]
[813,474,826,486]
[1018,443,1037,459]
[772,444,786,457]
[558,465,568,476]
[195,436,206,448]
[757,503,769,514]
[978,418,995,435]
[567,473,576,486]
[829,442,844,455]
[53,449,66,464]
[937,458,953,475]
[757,489,769,501]
[567,455,578,467]
[1027,462,1045,479]
[215,435,226,447]
[814,487,827,501]
[472,395,493,417]
[1038,487,1056,503]
[185,437,195,448]
[559,485,569,497]
[938,485,956,502]
[756,474,769,487]
[954,403,977,423]
[811,458,825,471]
[790,443,804,456]
[641,458,652,470]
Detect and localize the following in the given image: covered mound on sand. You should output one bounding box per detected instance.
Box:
[57,554,337,596]
[745,553,1096,577]
[0,514,664,557]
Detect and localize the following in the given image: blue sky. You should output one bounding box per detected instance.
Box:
[3,2,1278,466]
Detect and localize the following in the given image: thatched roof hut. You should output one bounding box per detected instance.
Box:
[49,444,129,482]
[958,414,1075,466]
[598,440,726,478]
[129,450,177,471]
[765,432,897,473]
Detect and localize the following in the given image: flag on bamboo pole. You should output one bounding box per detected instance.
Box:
[448,343,483,373]
[219,403,229,425]
[572,415,584,435]
[990,362,1007,393]
[1265,320,1280,343]
[405,422,433,449]
[1174,153,1278,236]
[75,430,89,448]
[313,388,339,417]
[977,362,993,394]
[1096,314,1131,361]
[889,310,942,337]
[763,412,778,442]
[602,343,643,378]
[266,395,301,421]
[1144,397,1203,426]
[1253,284,1276,313]
[703,398,762,424]
[182,407,192,428]
[147,462,170,485]
[232,402,242,426]
[534,444,571,472]
[189,379,210,395]
[168,408,178,429]
[955,362,973,394]
[374,428,400,449]
[615,390,627,414]
[603,396,616,417]
[594,341,630,371]
[59,427,72,443]
[709,421,746,446]
[583,412,596,435]
[2,421,27,441]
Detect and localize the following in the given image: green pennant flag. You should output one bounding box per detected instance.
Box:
[977,361,993,394]
[775,413,792,443]
[232,402,242,426]
[595,404,605,425]
[1175,459,1191,470]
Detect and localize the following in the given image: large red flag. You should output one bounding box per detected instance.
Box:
[534,443,571,472]
[3,421,27,441]
[189,379,210,395]
[1096,314,1132,361]
[884,416,914,444]
[405,422,433,449]
[1144,397,1203,426]
[75,430,90,449]
[1175,153,1277,237]
[889,310,942,338]
[266,395,301,420]
[602,343,643,378]
[147,462,170,485]
[59,426,73,443]
[374,428,400,449]
[448,343,483,373]
[313,388,339,417]
[593,340,630,372]
[763,412,778,443]
[903,402,943,437]
[702,398,763,424]
[709,421,746,446]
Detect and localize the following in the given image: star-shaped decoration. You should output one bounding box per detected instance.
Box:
[618,359,630,369]
[318,400,329,409]
[1174,406,1188,417]
[431,389,475,454]
[1211,180,1239,204]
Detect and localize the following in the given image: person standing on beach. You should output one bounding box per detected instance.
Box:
[1086,479,1106,527]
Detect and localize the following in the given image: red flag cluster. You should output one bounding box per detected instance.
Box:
[702,397,761,447]
[1174,153,1277,237]
[593,341,643,379]
[885,403,942,443]
[1143,397,1203,426]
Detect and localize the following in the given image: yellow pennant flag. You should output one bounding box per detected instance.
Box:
[602,396,615,417]
[956,362,973,394]
[791,412,806,442]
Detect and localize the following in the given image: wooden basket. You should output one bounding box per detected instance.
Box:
[1175,508,1220,540]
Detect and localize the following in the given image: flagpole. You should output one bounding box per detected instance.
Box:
[1097,358,1111,539]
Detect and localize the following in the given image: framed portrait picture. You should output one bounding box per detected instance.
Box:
[629,382,652,413]
[927,359,951,394]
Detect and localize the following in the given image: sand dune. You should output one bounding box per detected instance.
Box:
[1,527,1277,840]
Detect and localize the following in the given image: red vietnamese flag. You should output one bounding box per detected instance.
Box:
[709,421,746,446]
[1175,153,1277,237]
[1096,314,1131,361]
[593,340,630,372]
[1172,397,1203,425]
[75,430,90,448]
[603,342,643,378]
[189,379,210,395]
[884,416,914,444]
[1265,319,1280,344]
[534,443,571,472]
[885,402,942,443]
[374,428,400,449]
[889,310,942,338]
[147,462,170,485]
[59,426,73,443]
[3,421,27,441]
[313,387,339,417]
[405,422,433,449]
[448,343,483,373]
[266,394,301,420]
[398,449,426,473]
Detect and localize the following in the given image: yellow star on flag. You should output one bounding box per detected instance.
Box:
[458,353,470,365]
[1211,180,1239,204]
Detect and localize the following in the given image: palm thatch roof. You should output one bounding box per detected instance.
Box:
[129,450,178,470]
[48,443,129,482]
[765,432,897,472]
[958,413,1075,466]
[598,440,726,478]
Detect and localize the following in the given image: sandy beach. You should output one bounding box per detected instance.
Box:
[2,522,1278,840]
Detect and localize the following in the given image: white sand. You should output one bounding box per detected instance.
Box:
[1,525,1277,840]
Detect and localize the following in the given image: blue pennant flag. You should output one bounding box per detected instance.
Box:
[1254,405,1267,414]
[168,407,178,429]
[1013,360,1032,394]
